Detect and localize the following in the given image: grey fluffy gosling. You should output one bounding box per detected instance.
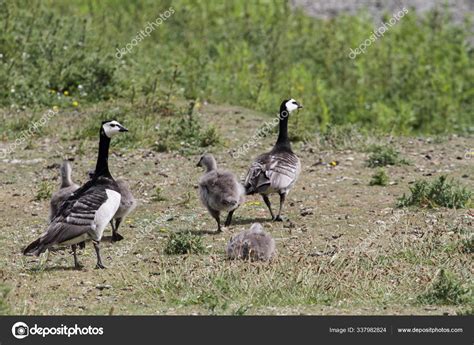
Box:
[197,153,245,232]
[49,161,79,222]
[244,99,302,221]
[226,223,275,261]
[24,120,128,269]
[88,170,137,242]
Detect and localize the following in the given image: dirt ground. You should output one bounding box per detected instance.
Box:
[0,103,472,315]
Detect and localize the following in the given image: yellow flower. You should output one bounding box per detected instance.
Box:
[63,90,69,96]
[72,101,79,107]
[52,106,59,112]
[330,161,338,167]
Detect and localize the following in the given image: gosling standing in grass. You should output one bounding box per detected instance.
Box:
[226,223,275,261]
[197,154,245,232]
[49,161,79,221]
[244,99,302,221]
[24,120,128,269]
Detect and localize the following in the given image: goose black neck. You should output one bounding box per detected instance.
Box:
[94,130,112,178]
[275,106,291,150]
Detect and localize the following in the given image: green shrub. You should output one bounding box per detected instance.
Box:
[369,169,389,186]
[418,269,470,305]
[164,231,206,255]
[367,145,408,167]
[398,176,472,208]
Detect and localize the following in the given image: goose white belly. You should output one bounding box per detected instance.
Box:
[91,189,121,241]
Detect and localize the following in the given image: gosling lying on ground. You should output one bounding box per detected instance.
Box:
[226,223,275,261]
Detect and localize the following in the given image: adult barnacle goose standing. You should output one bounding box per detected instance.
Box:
[244,99,303,221]
[49,161,79,222]
[23,120,128,269]
[197,153,245,232]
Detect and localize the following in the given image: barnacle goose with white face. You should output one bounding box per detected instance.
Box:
[23,120,128,269]
[244,99,303,221]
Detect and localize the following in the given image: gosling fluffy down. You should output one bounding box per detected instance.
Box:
[49,161,79,221]
[197,153,245,232]
[226,223,275,261]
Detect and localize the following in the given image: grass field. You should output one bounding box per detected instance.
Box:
[0,0,473,316]
[0,102,472,315]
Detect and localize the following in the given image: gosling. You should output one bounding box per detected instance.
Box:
[226,223,275,261]
[49,161,79,221]
[197,153,245,232]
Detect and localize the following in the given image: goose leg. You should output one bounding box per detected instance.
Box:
[93,240,106,269]
[262,195,275,220]
[111,218,124,242]
[209,209,221,232]
[224,210,235,227]
[71,244,83,269]
[274,193,286,222]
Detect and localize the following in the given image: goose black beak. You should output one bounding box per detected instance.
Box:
[297,104,303,109]
[118,125,128,132]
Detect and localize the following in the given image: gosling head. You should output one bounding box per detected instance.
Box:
[280,99,303,117]
[196,153,217,172]
[101,120,128,138]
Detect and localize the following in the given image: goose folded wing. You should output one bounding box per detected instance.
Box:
[266,154,300,189]
[41,187,109,245]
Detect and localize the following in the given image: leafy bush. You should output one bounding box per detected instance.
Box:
[164,231,206,255]
[369,169,389,186]
[418,269,470,305]
[398,176,472,208]
[367,145,408,167]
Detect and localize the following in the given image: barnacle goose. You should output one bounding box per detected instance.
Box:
[244,99,303,221]
[24,120,128,269]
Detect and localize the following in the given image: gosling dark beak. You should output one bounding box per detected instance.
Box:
[196,162,201,167]
[118,125,128,132]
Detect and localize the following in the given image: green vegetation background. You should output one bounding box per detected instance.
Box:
[0,0,472,135]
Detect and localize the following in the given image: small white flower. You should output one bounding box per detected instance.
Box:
[78,84,83,90]
[10,88,15,93]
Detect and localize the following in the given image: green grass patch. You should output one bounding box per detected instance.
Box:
[164,231,206,255]
[369,168,389,186]
[418,269,471,305]
[398,175,472,208]
[367,145,408,167]
[34,181,53,201]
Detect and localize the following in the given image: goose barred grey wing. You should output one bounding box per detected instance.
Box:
[245,152,300,195]
[24,181,120,256]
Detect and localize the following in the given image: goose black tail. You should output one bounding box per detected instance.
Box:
[23,238,45,256]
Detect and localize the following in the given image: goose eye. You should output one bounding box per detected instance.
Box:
[110,124,116,127]
[292,101,297,105]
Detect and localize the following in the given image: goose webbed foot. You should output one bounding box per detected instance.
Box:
[95,262,107,269]
[112,232,124,242]
[273,215,284,222]
[111,218,124,242]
